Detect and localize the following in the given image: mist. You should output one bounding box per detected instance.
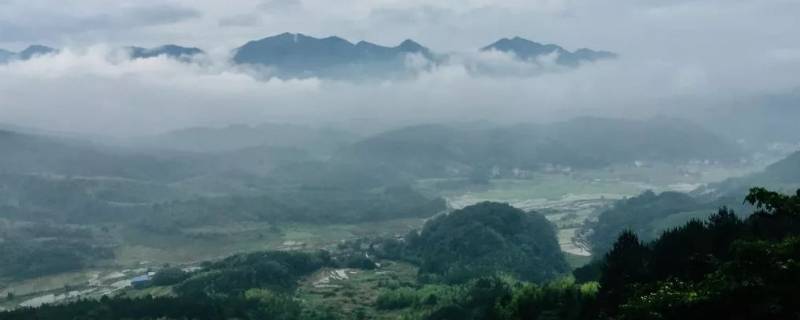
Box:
[2,1,800,318]
[1,0,799,137]
[0,42,798,138]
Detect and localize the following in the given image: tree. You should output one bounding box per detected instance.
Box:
[597,230,649,316]
[151,267,189,286]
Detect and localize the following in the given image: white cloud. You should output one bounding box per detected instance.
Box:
[1,40,798,137]
[0,1,798,137]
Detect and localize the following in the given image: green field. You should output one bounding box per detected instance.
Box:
[297,261,419,319]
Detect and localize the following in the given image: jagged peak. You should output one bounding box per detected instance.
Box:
[397,39,426,52]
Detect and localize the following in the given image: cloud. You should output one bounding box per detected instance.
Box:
[0,2,201,44]
[258,0,304,12]
[219,13,263,27]
[0,0,798,138]
[1,42,798,138]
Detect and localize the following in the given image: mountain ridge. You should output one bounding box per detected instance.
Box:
[128,44,204,60]
[1,34,616,77]
[483,36,617,66]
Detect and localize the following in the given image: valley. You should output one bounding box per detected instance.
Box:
[2,6,799,318]
[0,158,762,312]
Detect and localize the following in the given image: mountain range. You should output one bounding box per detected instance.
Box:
[482,37,617,66]
[0,44,58,63]
[0,44,203,64]
[232,33,435,78]
[0,34,616,78]
[336,117,742,177]
[128,45,204,61]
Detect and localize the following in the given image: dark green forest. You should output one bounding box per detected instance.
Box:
[404,202,568,283]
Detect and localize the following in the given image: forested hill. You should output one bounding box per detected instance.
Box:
[696,149,800,198]
[406,202,568,283]
[0,130,191,182]
[585,149,800,255]
[338,117,743,177]
[133,123,358,155]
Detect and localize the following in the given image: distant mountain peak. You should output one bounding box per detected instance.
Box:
[321,35,349,43]
[354,40,375,47]
[18,45,58,60]
[483,36,615,66]
[232,33,434,79]
[128,44,204,60]
[398,39,425,51]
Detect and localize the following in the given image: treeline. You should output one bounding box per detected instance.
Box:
[175,250,333,296]
[0,221,113,279]
[138,185,446,231]
[585,190,708,255]
[372,276,598,320]
[0,293,338,320]
[1,250,340,320]
[580,187,800,319]
[585,149,800,256]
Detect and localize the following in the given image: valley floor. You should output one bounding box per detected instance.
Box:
[0,163,759,312]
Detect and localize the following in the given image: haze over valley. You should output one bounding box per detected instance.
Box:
[1,1,800,319]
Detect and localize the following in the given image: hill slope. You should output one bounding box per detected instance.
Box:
[0,130,190,181]
[338,117,743,177]
[407,202,568,283]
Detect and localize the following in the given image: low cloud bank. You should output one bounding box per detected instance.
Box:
[0,44,798,137]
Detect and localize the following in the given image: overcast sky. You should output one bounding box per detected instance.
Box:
[2,0,798,59]
[0,0,799,136]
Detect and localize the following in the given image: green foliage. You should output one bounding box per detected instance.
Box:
[592,188,800,319]
[572,259,603,284]
[8,187,800,320]
[150,267,189,286]
[0,294,316,320]
[618,279,709,319]
[0,249,341,320]
[242,288,303,319]
[408,202,569,283]
[494,278,598,320]
[175,250,332,297]
[420,276,513,320]
[0,222,113,280]
[746,186,800,215]
[140,185,445,230]
[586,191,705,255]
[375,287,418,310]
[618,236,800,319]
[383,276,599,320]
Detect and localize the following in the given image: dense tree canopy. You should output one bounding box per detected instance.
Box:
[407,202,569,283]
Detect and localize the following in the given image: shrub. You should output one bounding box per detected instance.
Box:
[375,287,418,310]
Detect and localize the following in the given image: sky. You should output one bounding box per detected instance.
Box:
[0,0,799,136]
